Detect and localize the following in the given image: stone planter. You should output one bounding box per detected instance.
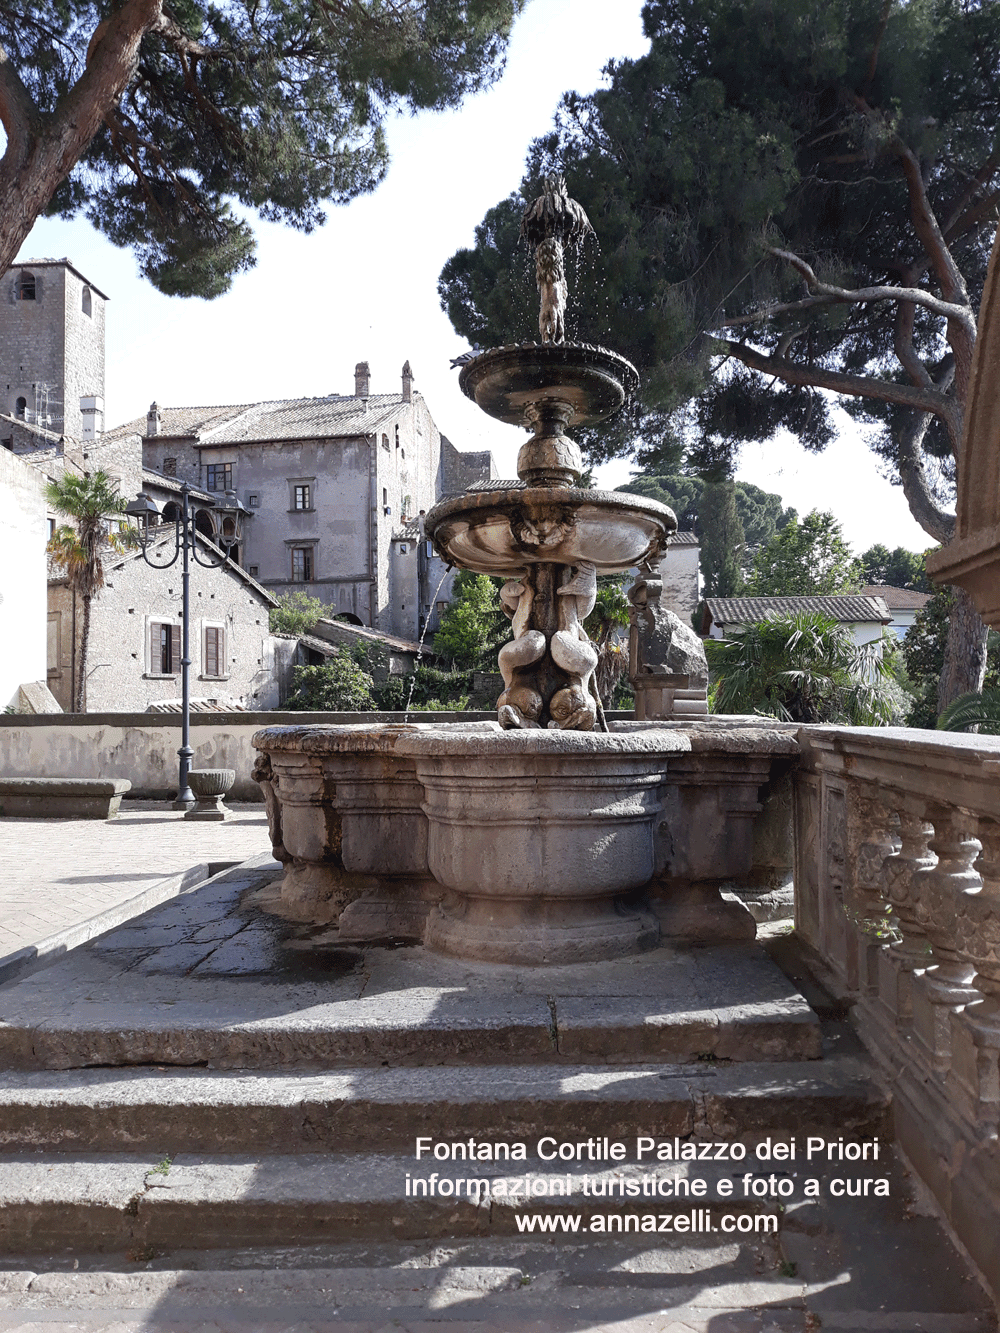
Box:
[184,769,235,822]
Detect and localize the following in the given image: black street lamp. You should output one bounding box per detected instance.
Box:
[126,483,249,808]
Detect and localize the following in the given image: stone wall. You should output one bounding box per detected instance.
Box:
[47,542,280,712]
[0,712,498,799]
[0,449,48,709]
[0,261,105,442]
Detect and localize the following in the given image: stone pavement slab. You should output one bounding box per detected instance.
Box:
[0,863,822,1070]
[0,802,271,969]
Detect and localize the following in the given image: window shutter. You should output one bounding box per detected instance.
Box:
[171,623,181,673]
[150,622,158,673]
[205,627,219,677]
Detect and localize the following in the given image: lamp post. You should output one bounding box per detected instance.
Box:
[126,483,249,809]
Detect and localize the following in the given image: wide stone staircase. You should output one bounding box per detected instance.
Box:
[0,858,994,1331]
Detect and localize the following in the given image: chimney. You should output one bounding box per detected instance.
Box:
[146,402,161,437]
[80,396,104,442]
[354,361,371,398]
[401,360,413,404]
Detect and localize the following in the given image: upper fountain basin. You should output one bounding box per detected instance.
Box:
[459,342,639,428]
[425,485,677,576]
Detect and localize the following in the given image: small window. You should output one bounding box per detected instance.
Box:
[248,493,260,507]
[150,621,180,674]
[205,462,232,491]
[81,286,92,317]
[382,487,388,506]
[395,425,400,448]
[381,433,390,451]
[48,517,56,537]
[15,396,26,419]
[248,564,259,577]
[163,457,177,477]
[400,448,405,460]
[293,483,311,510]
[203,626,226,678]
[291,547,313,582]
[17,272,35,301]
[436,600,448,614]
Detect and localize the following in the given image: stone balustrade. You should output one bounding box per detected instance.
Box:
[794,724,1000,1296]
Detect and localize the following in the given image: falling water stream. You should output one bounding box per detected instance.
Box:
[403,564,453,721]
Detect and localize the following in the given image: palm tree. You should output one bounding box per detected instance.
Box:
[936,690,1000,736]
[705,612,901,725]
[46,471,133,712]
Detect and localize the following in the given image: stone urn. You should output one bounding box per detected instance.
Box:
[184,768,236,822]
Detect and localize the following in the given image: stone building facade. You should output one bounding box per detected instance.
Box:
[0,259,106,446]
[104,361,494,639]
[0,447,49,708]
[47,536,280,713]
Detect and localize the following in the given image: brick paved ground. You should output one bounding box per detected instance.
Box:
[0,801,270,959]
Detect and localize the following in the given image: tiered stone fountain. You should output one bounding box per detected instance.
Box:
[253,177,797,965]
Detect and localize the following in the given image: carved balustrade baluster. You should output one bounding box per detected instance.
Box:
[950,819,1000,1120]
[847,786,899,995]
[910,808,983,1071]
[876,809,935,1030]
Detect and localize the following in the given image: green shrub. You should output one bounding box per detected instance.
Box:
[269,591,328,635]
[283,656,375,711]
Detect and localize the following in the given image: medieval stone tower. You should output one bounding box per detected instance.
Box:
[0,259,107,443]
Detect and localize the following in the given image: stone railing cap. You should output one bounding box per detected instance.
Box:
[0,778,132,794]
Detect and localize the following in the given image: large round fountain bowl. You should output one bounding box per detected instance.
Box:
[425,486,677,577]
[458,342,639,428]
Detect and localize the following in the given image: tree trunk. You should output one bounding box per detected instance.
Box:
[938,586,988,713]
[75,593,91,713]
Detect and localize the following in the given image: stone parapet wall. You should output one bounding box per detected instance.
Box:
[0,712,499,799]
[793,724,1000,1302]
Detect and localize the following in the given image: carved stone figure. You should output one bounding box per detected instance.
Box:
[536,237,568,344]
[628,560,708,685]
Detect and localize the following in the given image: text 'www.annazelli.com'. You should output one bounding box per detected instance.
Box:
[513,1211,778,1234]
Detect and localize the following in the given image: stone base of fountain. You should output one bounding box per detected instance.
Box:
[251,720,799,964]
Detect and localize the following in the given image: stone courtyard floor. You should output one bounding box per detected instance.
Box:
[0,800,270,977]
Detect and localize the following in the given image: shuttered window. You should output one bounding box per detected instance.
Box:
[204,626,225,677]
[150,622,180,674]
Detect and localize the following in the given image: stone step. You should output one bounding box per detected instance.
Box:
[0,1183,994,1331]
[0,861,823,1070]
[0,1052,888,1154]
[0,1151,787,1252]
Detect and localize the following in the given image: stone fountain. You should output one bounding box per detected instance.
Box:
[252,176,797,966]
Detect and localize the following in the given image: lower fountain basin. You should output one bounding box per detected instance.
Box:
[251,720,800,964]
[425,485,676,577]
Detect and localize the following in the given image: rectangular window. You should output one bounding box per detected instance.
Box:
[293,484,311,510]
[291,547,313,582]
[248,564,259,577]
[203,626,225,677]
[205,463,232,491]
[150,621,180,674]
[248,494,260,508]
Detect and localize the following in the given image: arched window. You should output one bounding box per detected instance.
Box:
[15,397,26,419]
[81,287,92,317]
[17,272,35,301]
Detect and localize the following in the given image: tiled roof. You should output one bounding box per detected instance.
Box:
[706,595,891,625]
[105,395,407,446]
[859,584,932,611]
[666,530,699,547]
[393,518,422,541]
[313,617,431,656]
[102,405,253,442]
[141,468,214,503]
